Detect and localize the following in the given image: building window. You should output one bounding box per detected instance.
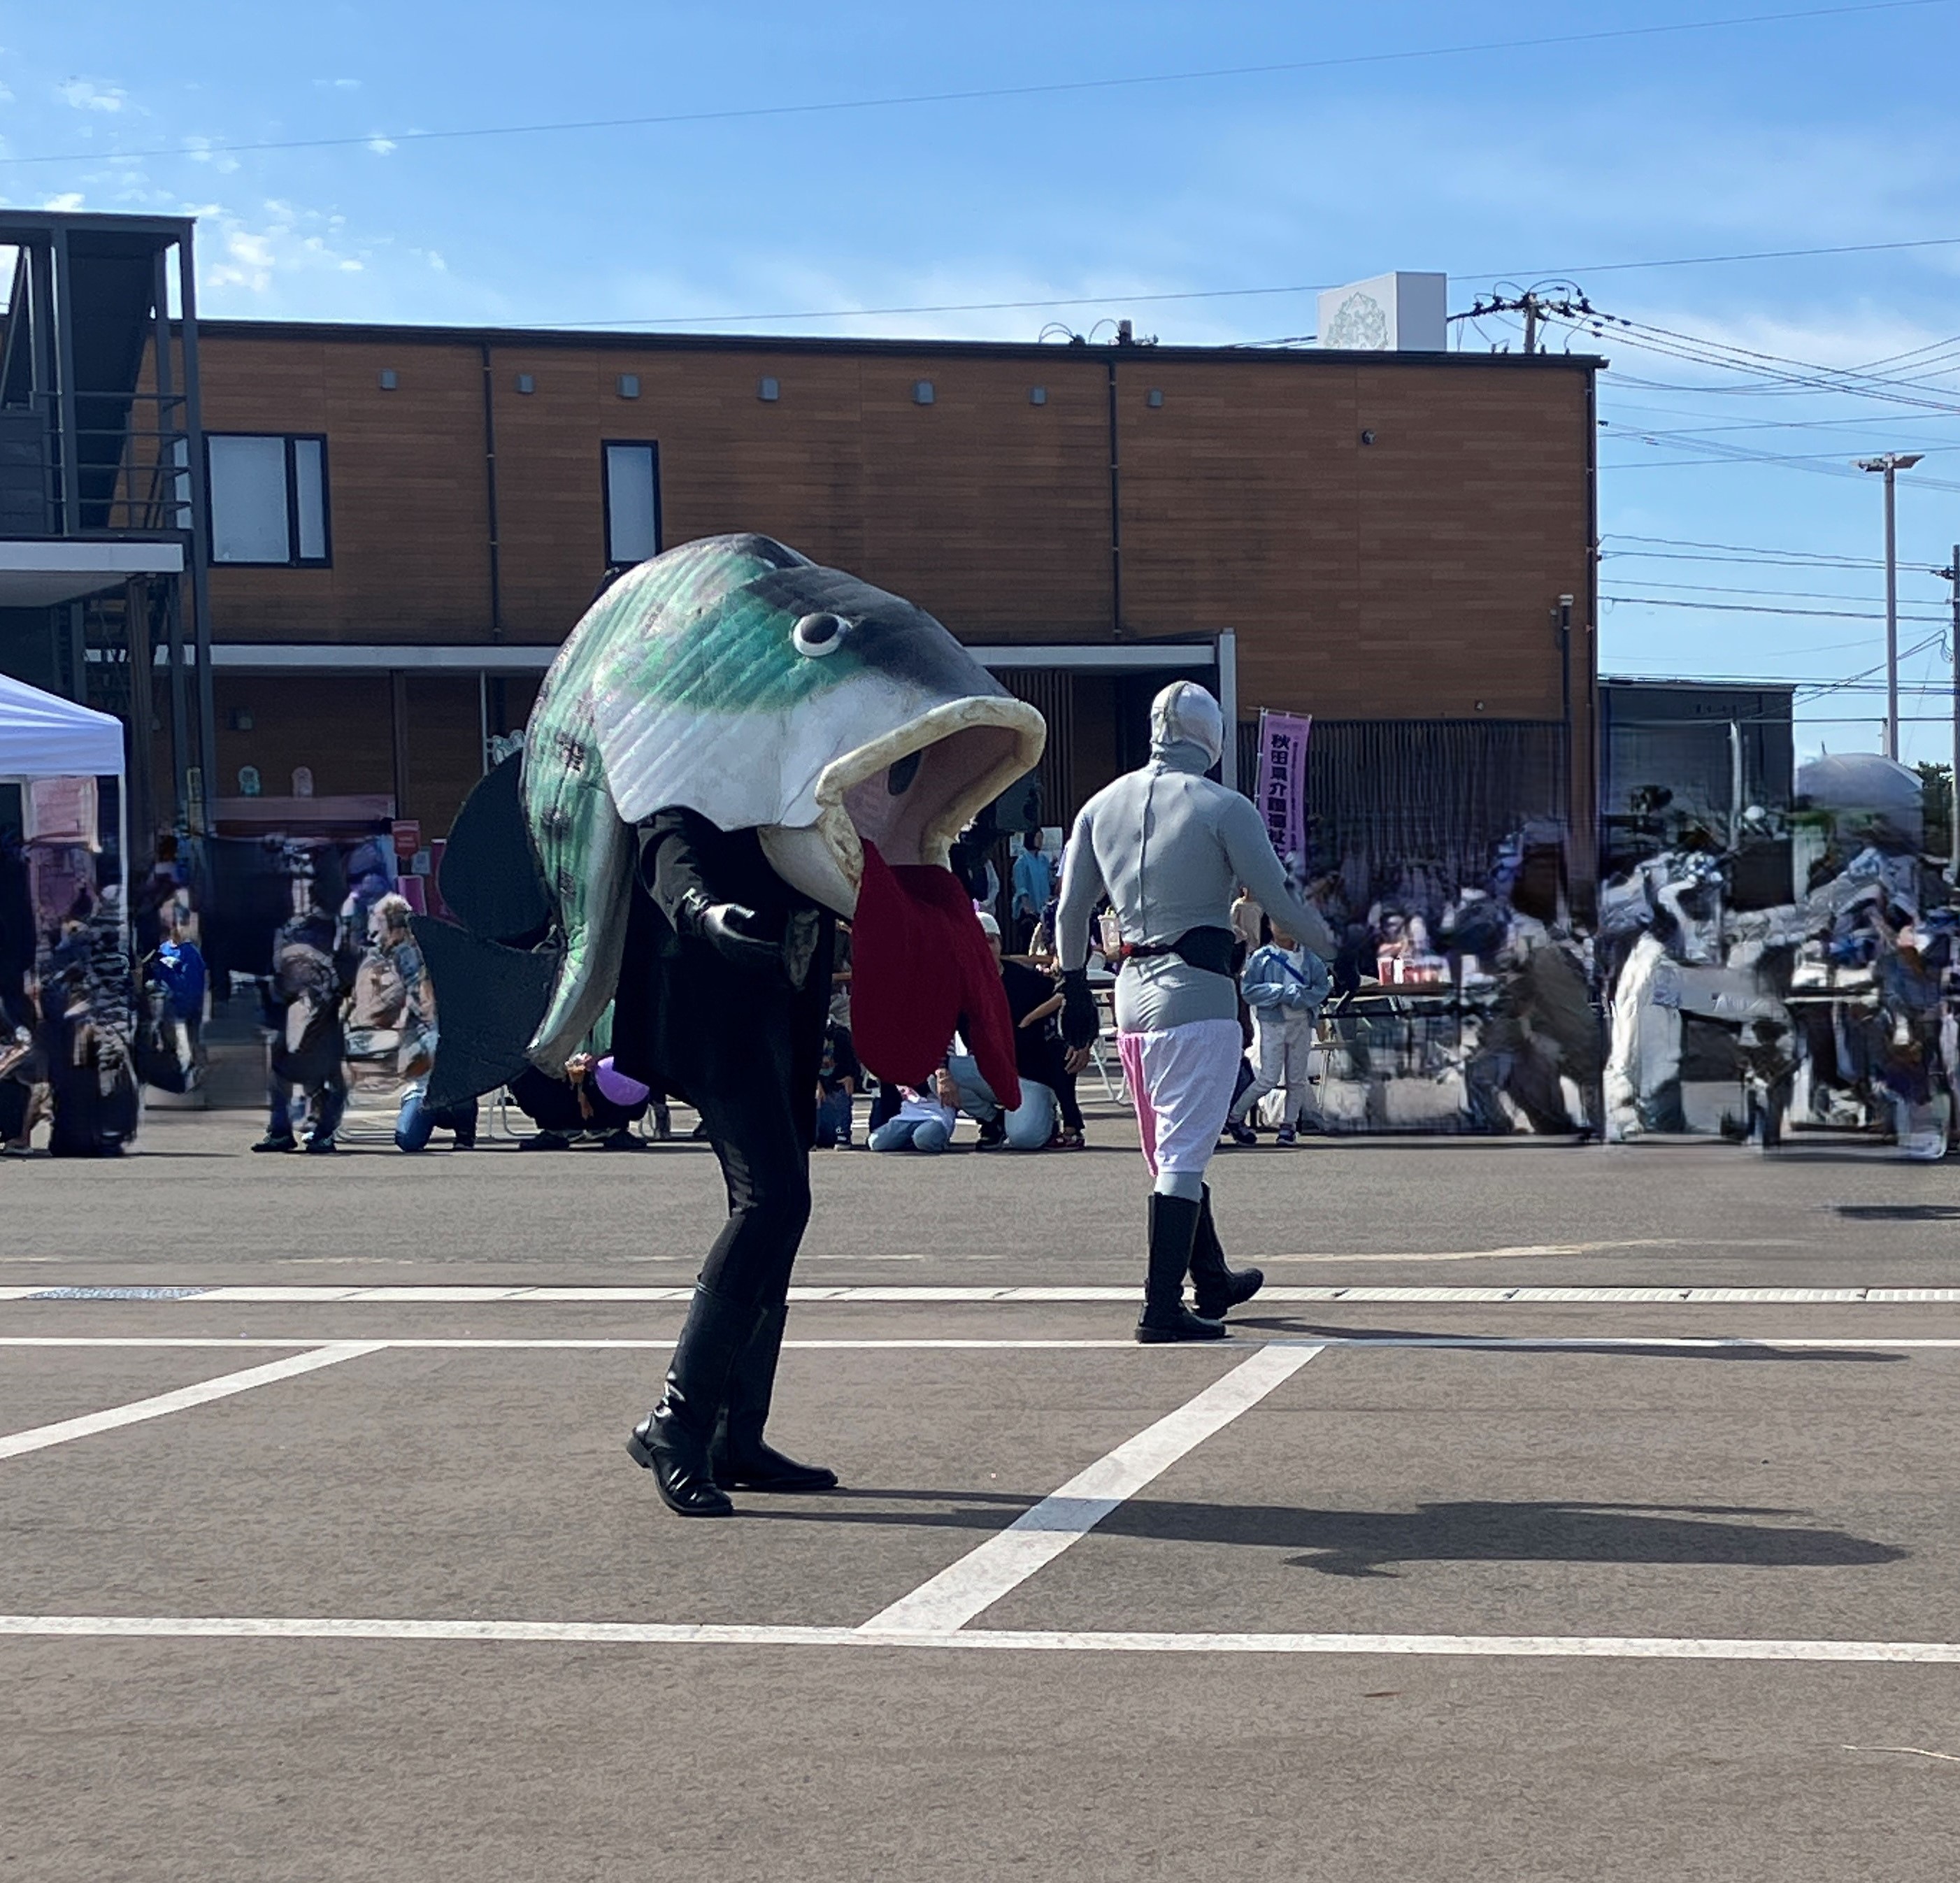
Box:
[603,441,661,568]
[207,434,330,566]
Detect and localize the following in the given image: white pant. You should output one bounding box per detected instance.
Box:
[1232,1010,1317,1126]
[1604,933,1679,1142]
[1117,1017,1243,1183]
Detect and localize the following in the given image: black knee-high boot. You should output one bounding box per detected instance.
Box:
[1136,1193,1226,1344]
[1189,1184,1264,1321]
[712,1301,838,1491]
[627,1282,750,1516]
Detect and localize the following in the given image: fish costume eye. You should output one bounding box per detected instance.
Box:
[792,611,848,657]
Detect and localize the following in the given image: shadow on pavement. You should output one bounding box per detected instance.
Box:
[746,1491,1906,1578]
[1231,1319,1905,1361]
[1833,1203,1960,1221]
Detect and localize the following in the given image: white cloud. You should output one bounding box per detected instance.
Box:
[57,78,125,113]
[366,134,396,156]
[315,78,362,90]
[183,135,241,175]
[200,199,374,296]
[41,191,85,213]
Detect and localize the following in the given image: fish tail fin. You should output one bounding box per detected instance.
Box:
[438,752,551,945]
[413,915,561,1112]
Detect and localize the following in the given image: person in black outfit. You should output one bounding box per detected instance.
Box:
[509,1054,645,1150]
[253,938,347,1154]
[814,1019,861,1148]
[617,806,837,1518]
[998,950,1086,1146]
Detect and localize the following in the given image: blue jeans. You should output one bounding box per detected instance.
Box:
[396,1089,479,1152]
[943,1054,1056,1149]
[269,1073,345,1147]
[868,1116,952,1153]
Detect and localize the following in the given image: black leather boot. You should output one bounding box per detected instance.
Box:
[711,1301,838,1492]
[1189,1184,1264,1321]
[1136,1192,1227,1344]
[627,1283,747,1516]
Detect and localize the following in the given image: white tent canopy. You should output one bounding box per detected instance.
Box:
[1,671,129,947]
[0,671,125,781]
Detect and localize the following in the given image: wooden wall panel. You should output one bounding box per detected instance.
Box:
[202,338,491,643]
[403,675,486,836]
[485,347,1114,643]
[1113,356,1591,726]
[851,355,1110,638]
[1115,356,1361,711]
[190,330,1595,840]
[212,674,392,801]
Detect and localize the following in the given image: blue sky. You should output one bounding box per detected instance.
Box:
[10,1,1960,761]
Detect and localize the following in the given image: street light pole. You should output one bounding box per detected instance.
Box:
[1856,452,1925,760]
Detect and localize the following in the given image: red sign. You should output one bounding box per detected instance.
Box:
[391,819,422,861]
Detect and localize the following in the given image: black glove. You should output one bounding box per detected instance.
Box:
[1059,968,1099,1051]
[674,889,782,977]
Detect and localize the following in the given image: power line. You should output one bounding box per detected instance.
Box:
[1596,576,1937,604]
[1,1,1942,169]
[1590,319,1960,417]
[1503,233,1960,279]
[1617,316,1960,409]
[506,229,1960,331]
[1606,549,1947,578]
[1603,535,1898,570]
[1601,408,1960,441]
[1603,593,1951,622]
[1608,533,1893,564]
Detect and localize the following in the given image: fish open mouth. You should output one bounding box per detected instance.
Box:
[757,694,1045,917]
[759,694,1045,1108]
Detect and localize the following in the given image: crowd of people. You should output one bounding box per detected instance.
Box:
[6,752,1955,1170]
[0,868,148,1159]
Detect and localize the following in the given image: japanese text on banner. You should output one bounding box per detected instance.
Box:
[1255,710,1311,873]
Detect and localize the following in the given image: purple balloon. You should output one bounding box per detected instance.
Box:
[594,1056,649,1108]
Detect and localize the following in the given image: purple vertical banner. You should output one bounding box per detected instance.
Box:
[1255,710,1312,870]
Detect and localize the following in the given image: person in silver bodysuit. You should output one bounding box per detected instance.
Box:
[1057,682,1336,1341]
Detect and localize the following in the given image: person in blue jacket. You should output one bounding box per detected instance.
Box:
[1226,920,1331,1145]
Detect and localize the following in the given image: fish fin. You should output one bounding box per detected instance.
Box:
[438,753,551,946]
[413,916,561,1111]
[529,808,631,1068]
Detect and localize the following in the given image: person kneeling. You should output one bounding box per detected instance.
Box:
[868,1075,957,1152]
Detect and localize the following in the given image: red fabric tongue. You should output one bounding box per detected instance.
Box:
[850,843,1022,1110]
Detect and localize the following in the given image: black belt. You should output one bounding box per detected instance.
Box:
[1114,925,1238,978]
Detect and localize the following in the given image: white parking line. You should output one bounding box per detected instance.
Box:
[6,1284,1960,1305]
[1,1334,1957,1352]
[1,1614,1955,1663]
[863,1344,1323,1634]
[0,1343,386,1460]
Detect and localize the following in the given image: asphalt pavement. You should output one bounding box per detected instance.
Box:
[3,1107,1957,1880]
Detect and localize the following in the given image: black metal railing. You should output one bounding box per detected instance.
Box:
[0,388,194,537]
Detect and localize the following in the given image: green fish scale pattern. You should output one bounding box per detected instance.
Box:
[520,536,826,1057]
[524,536,833,903]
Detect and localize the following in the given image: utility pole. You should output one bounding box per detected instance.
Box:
[1856,452,1925,760]
[1942,545,1960,877]
[1462,287,1594,355]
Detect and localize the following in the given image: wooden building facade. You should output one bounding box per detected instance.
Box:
[185,321,1600,896]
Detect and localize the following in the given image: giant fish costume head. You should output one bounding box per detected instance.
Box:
[480,533,1043,1080]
